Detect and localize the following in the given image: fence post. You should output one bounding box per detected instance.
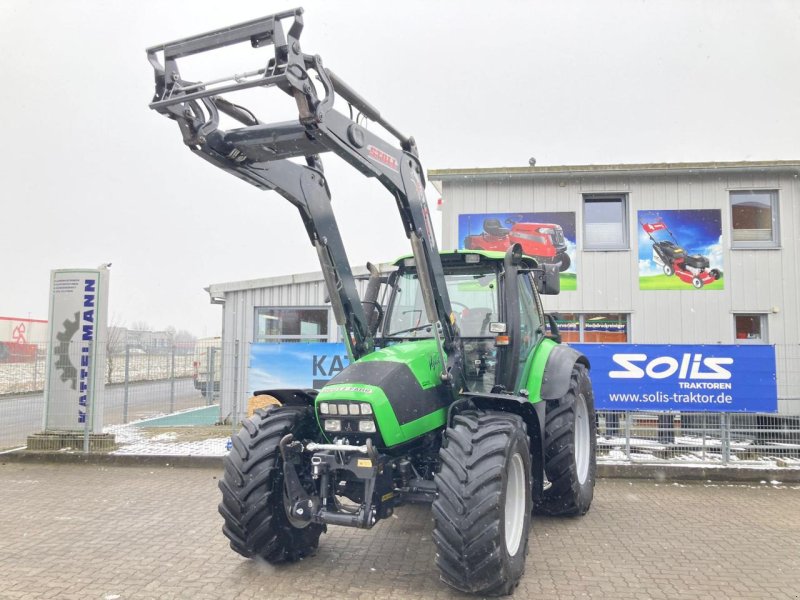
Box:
[624,411,631,460]
[123,344,130,424]
[232,341,240,431]
[207,347,216,407]
[170,345,176,413]
[721,412,731,465]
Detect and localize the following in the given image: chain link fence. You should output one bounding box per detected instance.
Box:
[0,340,225,451]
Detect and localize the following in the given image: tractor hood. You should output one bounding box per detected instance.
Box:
[316,340,451,445]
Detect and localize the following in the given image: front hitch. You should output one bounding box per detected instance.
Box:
[278,435,388,529]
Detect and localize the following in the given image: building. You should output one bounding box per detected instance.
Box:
[208,160,799,422]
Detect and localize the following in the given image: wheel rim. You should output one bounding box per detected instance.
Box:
[504,452,525,556]
[575,393,590,485]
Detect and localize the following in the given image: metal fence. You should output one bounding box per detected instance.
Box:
[0,340,226,451]
[597,407,800,466]
[3,339,799,467]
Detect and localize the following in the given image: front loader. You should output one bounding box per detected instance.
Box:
[147,9,596,596]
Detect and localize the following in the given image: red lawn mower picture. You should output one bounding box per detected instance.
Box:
[463,218,572,271]
[641,219,722,288]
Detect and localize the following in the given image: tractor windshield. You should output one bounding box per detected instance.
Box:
[385,267,499,339]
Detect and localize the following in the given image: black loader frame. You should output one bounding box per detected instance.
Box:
[148,9,595,596]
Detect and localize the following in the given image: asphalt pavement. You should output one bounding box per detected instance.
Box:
[1,462,798,600]
[0,379,202,449]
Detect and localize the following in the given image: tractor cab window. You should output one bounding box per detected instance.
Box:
[516,273,543,389]
[384,268,499,339]
[384,266,499,395]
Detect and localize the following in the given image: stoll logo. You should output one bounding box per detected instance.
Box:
[609,353,734,389]
[367,145,399,172]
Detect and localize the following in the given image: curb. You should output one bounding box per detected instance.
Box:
[2,450,800,482]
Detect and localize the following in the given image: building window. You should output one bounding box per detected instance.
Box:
[255,307,329,343]
[734,314,767,343]
[730,190,779,247]
[555,312,629,343]
[583,195,629,250]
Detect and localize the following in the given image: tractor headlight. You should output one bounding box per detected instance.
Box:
[358,420,376,433]
[324,419,342,432]
[319,402,373,415]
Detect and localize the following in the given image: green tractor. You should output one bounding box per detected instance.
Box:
[148,9,595,595]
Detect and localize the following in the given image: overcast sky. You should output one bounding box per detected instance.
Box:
[2,0,798,337]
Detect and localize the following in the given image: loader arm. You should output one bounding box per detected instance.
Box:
[147,8,460,380]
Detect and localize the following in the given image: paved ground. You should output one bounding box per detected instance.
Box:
[1,463,799,600]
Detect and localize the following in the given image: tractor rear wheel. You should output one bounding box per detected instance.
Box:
[663,264,674,276]
[218,406,325,563]
[433,411,532,596]
[536,364,596,516]
[556,252,571,272]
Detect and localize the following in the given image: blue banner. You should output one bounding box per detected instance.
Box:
[249,342,348,394]
[572,344,778,413]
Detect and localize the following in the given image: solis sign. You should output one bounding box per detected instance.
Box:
[572,344,778,412]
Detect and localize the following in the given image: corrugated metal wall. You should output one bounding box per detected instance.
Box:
[438,168,799,407]
[214,274,370,422]
[211,167,799,418]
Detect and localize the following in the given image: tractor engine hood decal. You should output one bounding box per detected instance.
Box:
[324,360,449,427]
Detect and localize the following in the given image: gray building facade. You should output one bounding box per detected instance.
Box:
[208,160,799,421]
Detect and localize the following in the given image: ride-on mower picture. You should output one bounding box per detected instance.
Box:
[641,219,722,288]
[463,217,572,271]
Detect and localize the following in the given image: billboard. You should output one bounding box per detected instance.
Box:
[249,342,349,394]
[638,209,723,290]
[44,269,109,432]
[572,344,777,412]
[458,212,577,290]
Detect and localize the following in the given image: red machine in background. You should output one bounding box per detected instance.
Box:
[0,317,46,363]
[463,218,572,271]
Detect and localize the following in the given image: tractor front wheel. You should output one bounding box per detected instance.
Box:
[433,411,532,596]
[692,277,703,289]
[536,363,596,516]
[218,406,325,563]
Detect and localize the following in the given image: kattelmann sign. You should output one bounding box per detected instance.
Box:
[572,344,778,413]
[44,268,109,432]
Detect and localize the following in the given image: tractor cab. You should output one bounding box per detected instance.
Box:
[381,250,552,395]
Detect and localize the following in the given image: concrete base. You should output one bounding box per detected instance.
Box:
[26,432,116,453]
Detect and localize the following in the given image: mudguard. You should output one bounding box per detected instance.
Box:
[540,344,590,400]
[253,388,318,406]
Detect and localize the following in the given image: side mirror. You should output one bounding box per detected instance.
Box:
[533,264,560,295]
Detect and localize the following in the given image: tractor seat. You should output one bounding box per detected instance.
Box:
[460,308,494,337]
[483,218,510,237]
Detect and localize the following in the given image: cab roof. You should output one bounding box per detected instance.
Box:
[393,249,540,269]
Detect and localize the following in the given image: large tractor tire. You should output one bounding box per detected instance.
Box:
[536,363,596,516]
[218,406,325,563]
[432,411,532,596]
